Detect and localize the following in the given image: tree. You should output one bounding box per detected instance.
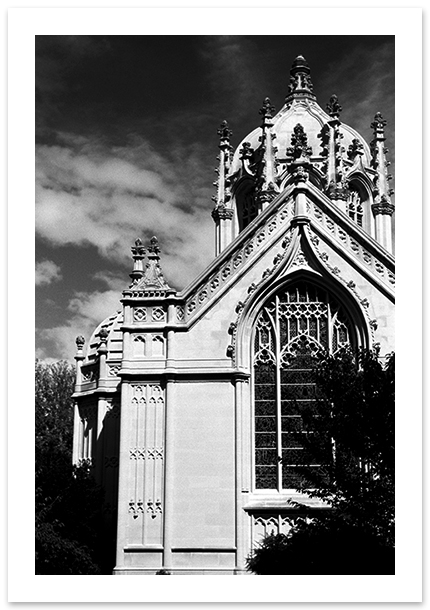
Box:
[247,348,395,575]
[35,360,105,575]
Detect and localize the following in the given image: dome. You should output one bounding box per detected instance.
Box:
[229,60,372,175]
[86,310,123,363]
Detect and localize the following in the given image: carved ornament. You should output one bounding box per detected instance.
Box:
[326,94,342,118]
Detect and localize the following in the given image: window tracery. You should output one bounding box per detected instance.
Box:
[253,280,352,490]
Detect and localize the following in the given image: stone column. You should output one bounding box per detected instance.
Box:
[162,376,176,570]
[372,199,395,253]
[234,375,251,572]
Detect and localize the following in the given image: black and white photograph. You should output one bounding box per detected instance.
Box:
[8,5,422,604]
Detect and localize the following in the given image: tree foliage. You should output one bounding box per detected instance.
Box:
[35,360,105,575]
[247,348,395,575]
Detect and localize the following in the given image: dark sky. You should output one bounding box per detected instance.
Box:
[35,35,395,361]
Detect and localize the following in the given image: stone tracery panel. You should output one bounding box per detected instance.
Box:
[253,280,353,491]
[127,384,165,545]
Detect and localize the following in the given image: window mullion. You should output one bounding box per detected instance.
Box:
[327,295,333,355]
[275,294,282,492]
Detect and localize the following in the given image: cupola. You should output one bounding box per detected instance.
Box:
[211,55,394,255]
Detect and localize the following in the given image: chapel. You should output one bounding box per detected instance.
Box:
[72,55,395,575]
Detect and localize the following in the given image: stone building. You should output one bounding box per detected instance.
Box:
[72,55,395,575]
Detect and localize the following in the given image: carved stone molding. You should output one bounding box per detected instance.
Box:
[309,201,394,288]
[185,197,294,321]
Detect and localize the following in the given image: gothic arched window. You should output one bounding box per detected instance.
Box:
[347,188,364,227]
[253,280,353,491]
[239,191,258,230]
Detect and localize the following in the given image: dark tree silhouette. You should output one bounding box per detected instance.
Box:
[35,360,105,574]
[247,348,395,575]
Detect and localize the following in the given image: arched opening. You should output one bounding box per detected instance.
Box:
[234,179,258,232]
[252,278,359,491]
[347,177,373,235]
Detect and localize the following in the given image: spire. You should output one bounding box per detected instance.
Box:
[285,55,316,104]
[370,112,394,253]
[256,97,279,208]
[128,236,172,293]
[212,120,233,210]
[370,112,394,208]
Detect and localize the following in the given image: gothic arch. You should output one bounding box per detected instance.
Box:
[235,267,370,373]
[236,270,370,492]
[346,173,374,236]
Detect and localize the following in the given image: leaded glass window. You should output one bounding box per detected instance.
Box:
[253,280,352,490]
[240,192,258,230]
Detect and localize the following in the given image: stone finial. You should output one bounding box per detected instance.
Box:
[76,335,85,350]
[370,111,393,206]
[239,141,254,161]
[259,97,276,121]
[348,138,364,161]
[130,238,146,285]
[371,111,387,132]
[287,123,313,160]
[285,55,316,102]
[99,327,109,343]
[148,236,161,255]
[131,238,145,257]
[217,120,232,145]
[129,235,171,292]
[326,94,342,119]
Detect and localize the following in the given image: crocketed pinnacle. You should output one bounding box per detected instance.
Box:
[285,55,317,104]
[128,236,172,291]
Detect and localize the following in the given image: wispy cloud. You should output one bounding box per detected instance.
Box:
[35,260,62,286]
[36,134,215,290]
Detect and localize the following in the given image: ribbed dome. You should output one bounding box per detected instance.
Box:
[230,93,372,174]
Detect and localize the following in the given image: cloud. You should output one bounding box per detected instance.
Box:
[35,260,62,286]
[37,287,123,361]
[36,134,215,290]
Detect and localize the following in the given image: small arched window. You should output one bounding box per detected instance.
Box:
[133,335,146,357]
[347,188,364,227]
[253,280,354,491]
